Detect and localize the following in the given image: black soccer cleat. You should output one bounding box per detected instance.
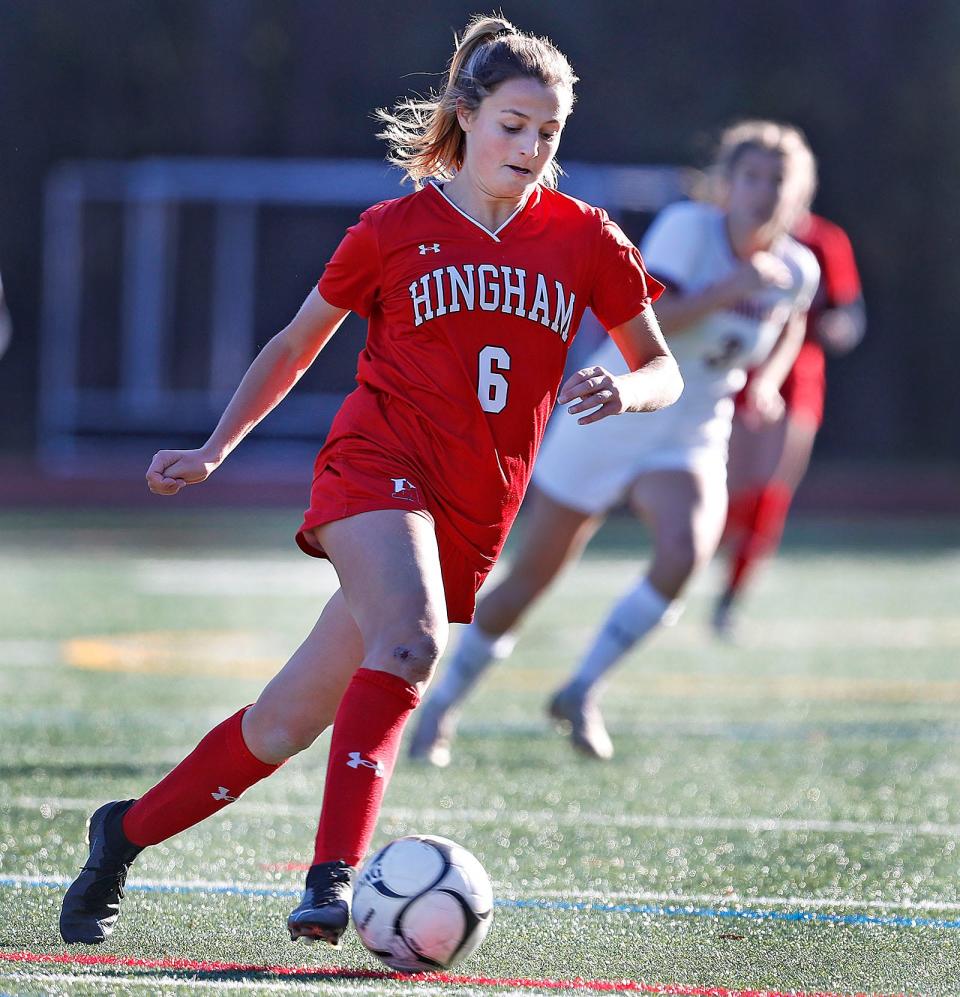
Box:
[287,860,355,946]
[59,799,143,944]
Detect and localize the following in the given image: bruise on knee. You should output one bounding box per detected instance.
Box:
[392,641,438,684]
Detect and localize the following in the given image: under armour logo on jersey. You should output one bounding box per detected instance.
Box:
[346,752,385,777]
[390,477,420,503]
[211,786,237,802]
[418,243,441,254]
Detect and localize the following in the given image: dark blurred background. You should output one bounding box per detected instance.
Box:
[1,0,958,499]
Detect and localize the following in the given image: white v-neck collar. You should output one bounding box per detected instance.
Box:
[429,181,532,242]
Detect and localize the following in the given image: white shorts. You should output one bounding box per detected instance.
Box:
[532,396,731,516]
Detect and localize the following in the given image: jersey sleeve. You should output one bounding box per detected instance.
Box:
[588,214,664,331]
[819,223,862,306]
[791,244,821,315]
[317,209,382,318]
[640,201,708,291]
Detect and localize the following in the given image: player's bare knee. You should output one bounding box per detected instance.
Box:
[372,625,447,685]
[278,719,325,757]
[244,709,322,763]
[658,529,697,582]
[277,712,328,756]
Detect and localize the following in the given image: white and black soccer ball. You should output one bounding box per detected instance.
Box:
[352,834,493,972]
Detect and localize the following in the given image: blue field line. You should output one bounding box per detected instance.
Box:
[5,875,960,931]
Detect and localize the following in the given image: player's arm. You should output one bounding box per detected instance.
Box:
[146,288,349,495]
[816,222,866,355]
[652,253,794,334]
[817,297,866,356]
[560,307,683,425]
[742,308,808,424]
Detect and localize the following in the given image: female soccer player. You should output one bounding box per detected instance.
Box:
[410,120,820,765]
[58,15,681,947]
[713,212,865,638]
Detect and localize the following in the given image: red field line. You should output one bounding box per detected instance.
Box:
[0,951,907,997]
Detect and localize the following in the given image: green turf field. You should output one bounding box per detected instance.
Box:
[2,508,959,996]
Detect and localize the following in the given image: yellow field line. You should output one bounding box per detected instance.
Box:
[62,632,960,702]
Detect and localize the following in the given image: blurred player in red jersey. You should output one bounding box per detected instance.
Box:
[713,212,865,638]
[58,14,681,948]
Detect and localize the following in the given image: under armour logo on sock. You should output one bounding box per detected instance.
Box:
[211,786,238,802]
[346,752,385,777]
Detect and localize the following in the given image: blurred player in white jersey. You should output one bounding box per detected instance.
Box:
[410,120,820,763]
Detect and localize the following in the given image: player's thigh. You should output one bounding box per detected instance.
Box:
[310,509,448,687]
[726,413,788,495]
[773,413,818,491]
[474,487,600,634]
[508,486,601,586]
[629,467,728,570]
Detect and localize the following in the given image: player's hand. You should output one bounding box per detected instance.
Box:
[741,376,785,428]
[726,252,794,297]
[816,307,861,355]
[146,448,221,496]
[559,365,630,425]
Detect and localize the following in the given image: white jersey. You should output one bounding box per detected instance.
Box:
[533,200,820,514]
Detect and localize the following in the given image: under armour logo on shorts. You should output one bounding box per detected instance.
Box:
[418,243,440,254]
[346,752,385,777]
[211,786,237,802]
[390,477,420,503]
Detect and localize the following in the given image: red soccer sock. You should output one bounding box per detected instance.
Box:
[723,488,761,547]
[312,667,420,868]
[122,706,282,847]
[727,480,794,598]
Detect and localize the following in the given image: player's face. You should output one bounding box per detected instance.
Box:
[726,148,790,235]
[458,77,568,198]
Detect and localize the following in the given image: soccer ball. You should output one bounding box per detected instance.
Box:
[352,834,493,972]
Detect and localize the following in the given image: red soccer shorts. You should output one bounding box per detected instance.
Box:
[736,341,827,428]
[779,341,826,428]
[296,442,492,624]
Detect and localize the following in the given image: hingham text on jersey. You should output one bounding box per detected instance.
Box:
[409,265,576,340]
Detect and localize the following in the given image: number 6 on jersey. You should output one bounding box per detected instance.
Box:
[478,345,511,413]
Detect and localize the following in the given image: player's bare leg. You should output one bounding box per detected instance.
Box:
[243,589,364,763]
[716,413,816,638]
[474,489,602,636]
[60,590,365,945]
[550,468,727,759]
[409,487,600,766]
[288,509,448,945]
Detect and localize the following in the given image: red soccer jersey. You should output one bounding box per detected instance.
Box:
[739,213,862,423]
[793,213,862,337]
[314,181,662,570]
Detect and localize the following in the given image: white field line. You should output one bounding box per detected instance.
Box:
[5,871,960,914]
[11,793,960,840]
[0,972,467,995]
